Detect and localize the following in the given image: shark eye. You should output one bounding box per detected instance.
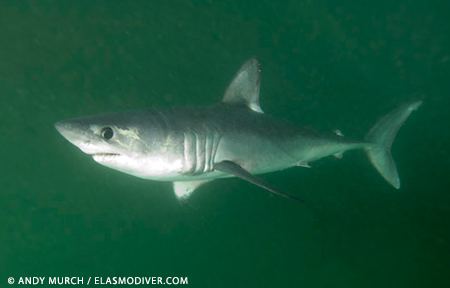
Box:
[101,127,114,140]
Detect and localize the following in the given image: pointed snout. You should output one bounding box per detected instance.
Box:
[54,120,86,144]
[54,121,65,135]
[54,120,73,140]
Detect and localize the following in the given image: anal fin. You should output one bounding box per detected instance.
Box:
[333,152,343,159]
[296,161,311,168]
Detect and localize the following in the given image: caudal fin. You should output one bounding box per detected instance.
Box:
[365,101,422,189]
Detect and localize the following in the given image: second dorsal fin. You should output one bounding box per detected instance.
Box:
[222,58,263,113]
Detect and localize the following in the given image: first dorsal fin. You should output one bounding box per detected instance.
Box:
[222,58,263,113]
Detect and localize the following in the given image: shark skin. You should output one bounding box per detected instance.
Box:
[55,59,422,201]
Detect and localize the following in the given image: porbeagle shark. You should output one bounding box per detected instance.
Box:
[55,59,422,201]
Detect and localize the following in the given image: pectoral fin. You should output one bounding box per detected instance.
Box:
[214,160,303,203]
[173,180,211,200]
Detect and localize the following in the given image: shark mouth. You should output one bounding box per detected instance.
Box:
[91,152,122,163]
[90,152,121,157]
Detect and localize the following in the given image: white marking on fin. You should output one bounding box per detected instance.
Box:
[333,129,344,137]
[222,58,263,113]
[173,180,211,200]
[296,161,311,168]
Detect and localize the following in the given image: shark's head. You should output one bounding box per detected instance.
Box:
[55,111,182,179]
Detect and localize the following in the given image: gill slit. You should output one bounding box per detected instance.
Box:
[182,127,222,175]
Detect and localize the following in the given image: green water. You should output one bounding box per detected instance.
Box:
[1,1,449,287]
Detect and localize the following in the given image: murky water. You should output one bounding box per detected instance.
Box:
[1,1,449,287]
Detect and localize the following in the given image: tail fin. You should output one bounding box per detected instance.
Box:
[365,101,422,189]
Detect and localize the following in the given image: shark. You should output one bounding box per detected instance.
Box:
[55,59,422,201]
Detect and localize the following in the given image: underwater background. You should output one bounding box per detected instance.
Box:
[1,1,449,287]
